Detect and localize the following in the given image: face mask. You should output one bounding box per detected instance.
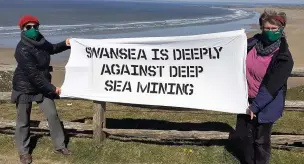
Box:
[262,29,283,42]
[24,28,40,40]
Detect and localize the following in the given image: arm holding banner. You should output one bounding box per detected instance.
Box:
[46,38,71,55]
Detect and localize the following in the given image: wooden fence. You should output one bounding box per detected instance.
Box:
[1,66,304,149]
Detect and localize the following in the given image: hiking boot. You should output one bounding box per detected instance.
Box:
[56,148,72,156]
[19,154,32,164]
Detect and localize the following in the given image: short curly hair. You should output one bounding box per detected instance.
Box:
[259,9,287,29]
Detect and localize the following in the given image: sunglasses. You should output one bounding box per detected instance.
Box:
[24,25,39,31]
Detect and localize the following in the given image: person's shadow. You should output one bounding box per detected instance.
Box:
[0,121,71,155]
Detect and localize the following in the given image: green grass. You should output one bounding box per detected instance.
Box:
[0,71,13,92]
[0,134,303,164]
[0,99,304,164]
[1,100,304,135]
[1,70,304,163]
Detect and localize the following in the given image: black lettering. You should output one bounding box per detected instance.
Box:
[151,49,160,60]
[192,48,200,59]
[124,81,132,92]
[104,80,113,91]
[160,49,169,60]
[137,82,150,93]
[176,84,184,95]
[138,49,147,60]
[102,48,110,58]
[173,49,182,60]
[109,48,119,59]
[170,66,178,77]
[158,83,167,94]
[209,47,212,59]
[214,47,223,59]
[148,66,156,77]
[136,82,194,95]
[119,48,128,59]
[92,47,101,58]
[114,80,122,92]
[111,64,120,75]
[199,48,204,59]
[129,48,136,60]
[196,66,203,77]
[121,64,130,75]
[180,66,187,78]
[130,65,139,76]
[184,49,192,60]
[86,47,92,58]
[101,64,111,75]
[150,82,158,94]
[159,66,165,77]
[189,66,194,78]
[167,83,175,95]
[139,65,147,76]
[202,48,208,56]
[185,84,194,95]
[105,80,132,92]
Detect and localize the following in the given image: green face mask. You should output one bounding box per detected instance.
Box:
[24,28,40,40]
[262,29,283,42]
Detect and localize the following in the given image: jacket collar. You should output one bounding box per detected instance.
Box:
[21,32,46,48]
[247,34,289,55]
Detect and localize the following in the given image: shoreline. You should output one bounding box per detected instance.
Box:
[1,6,304,88]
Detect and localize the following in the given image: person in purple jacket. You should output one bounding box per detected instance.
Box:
[233,10,294,164]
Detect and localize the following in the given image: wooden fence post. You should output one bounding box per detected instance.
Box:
[93,101,106,145]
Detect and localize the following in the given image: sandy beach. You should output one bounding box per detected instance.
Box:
[1,6,304,88]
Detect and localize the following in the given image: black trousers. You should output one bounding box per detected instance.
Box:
[231,114,273,164]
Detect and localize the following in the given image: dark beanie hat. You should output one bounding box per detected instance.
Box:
[18,15,40,29]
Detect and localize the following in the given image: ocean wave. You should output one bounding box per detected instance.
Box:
[0,8,255,37]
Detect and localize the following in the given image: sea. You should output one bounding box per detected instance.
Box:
[0,0,260,62]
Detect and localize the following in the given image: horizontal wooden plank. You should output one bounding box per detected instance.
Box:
[285,100,304,108]
[104,129,304,145]
[0,65,16,71]
[290,68,304,77]
[272,145,304,152]
[0,65,65,72]
[0,92,10,100]
[0,119,93,130]
[0,119,303,145]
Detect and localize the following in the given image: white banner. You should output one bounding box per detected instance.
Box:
[61,29,248,114]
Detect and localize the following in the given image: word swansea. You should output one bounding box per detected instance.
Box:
[86,47,147,60]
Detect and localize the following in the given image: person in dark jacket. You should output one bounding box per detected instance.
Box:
[11,15,72,164]
[231,10,294,164]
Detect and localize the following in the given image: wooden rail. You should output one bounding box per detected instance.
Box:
[1,66,304,146]
[0,119,303,146]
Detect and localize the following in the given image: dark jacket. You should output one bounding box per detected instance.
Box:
[247,34,294,123]
[12,33,70,96]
